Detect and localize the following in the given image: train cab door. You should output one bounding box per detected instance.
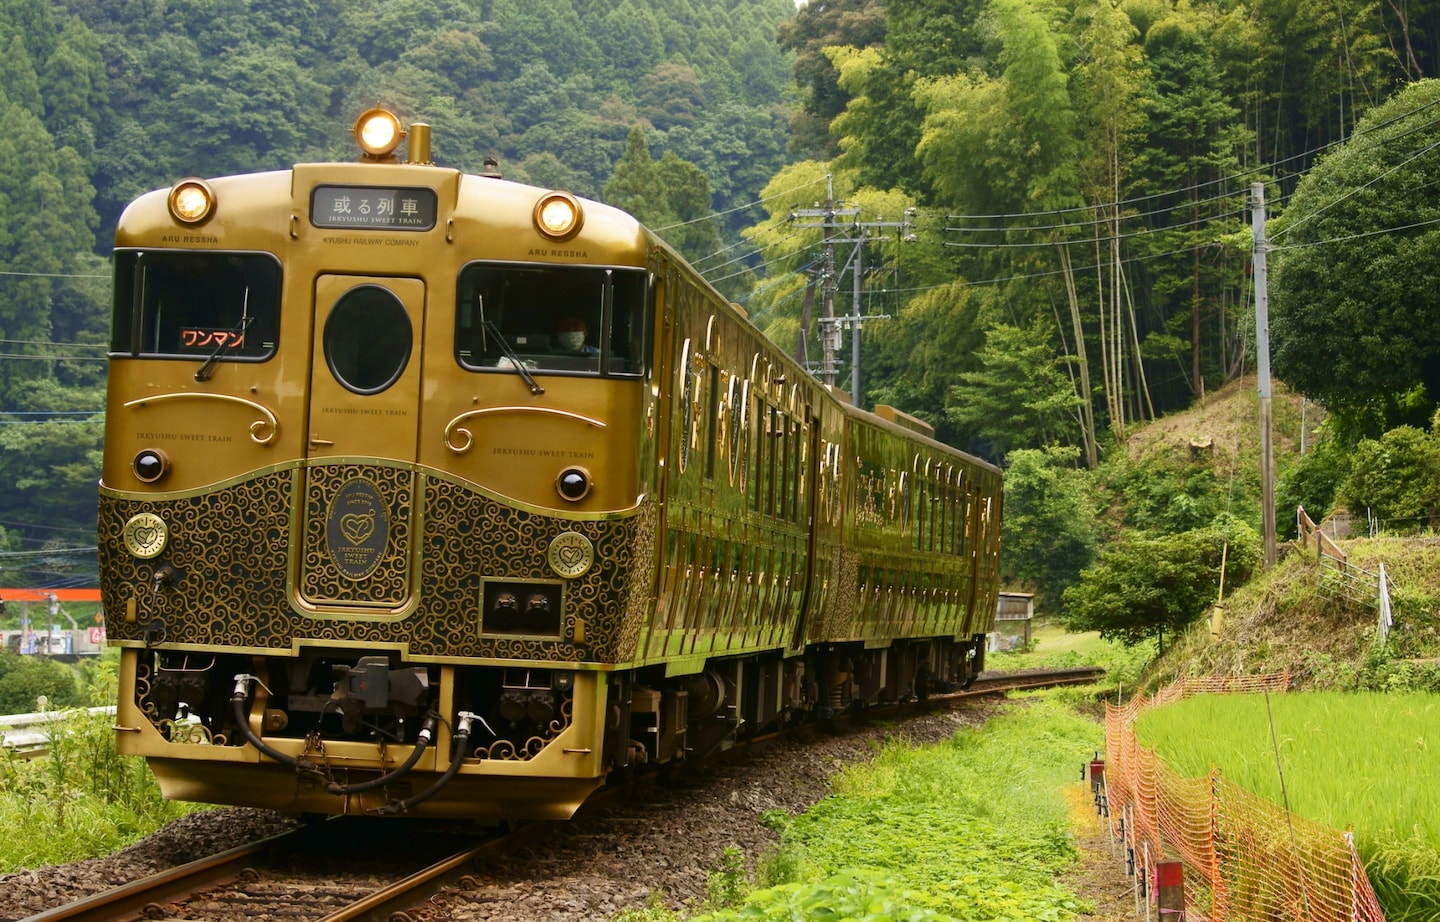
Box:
[299,275,426,611]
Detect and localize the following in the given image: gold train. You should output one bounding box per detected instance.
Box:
[99,109,1002,819]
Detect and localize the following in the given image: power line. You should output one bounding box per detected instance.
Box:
[653,176,829,233]
[0,269,107,279]
[0,353,108,362]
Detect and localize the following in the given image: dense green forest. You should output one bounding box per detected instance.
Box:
[5,0,1440,632]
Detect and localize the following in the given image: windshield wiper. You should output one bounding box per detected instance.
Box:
[484,319,545,395]
[195,292,253,382]
[477,295,544,395]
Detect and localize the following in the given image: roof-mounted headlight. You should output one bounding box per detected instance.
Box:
[354,108,404,159]
[533,191,584,241]
[168,178,215,225]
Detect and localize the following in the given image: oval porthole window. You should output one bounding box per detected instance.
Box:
[324,285,412,394]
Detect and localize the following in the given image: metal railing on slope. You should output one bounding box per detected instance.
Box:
[1295,506,1394,645]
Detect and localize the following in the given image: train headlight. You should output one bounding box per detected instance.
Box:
[168,179,215,225]
[133,449,170,484]
[556,466,591,502]
[354,108,404,159]
[533,192,584,240]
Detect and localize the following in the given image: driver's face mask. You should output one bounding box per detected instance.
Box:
[558,331,585,351]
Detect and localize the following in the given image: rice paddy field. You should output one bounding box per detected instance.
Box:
[1135,691,1440,921]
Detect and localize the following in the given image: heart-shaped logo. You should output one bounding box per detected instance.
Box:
[123,513,168,559]
[547,531,594,577]
[340,511,374,545]
[325,477,389,580]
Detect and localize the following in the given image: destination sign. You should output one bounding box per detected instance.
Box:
[311,185,437,230]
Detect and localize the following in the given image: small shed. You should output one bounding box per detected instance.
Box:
[989,592,1035,651]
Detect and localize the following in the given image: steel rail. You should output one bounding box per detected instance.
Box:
[17,826,312,922]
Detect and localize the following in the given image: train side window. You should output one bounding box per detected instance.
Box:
[112,251,280,361]
[607,269,649,375]
[455,262,648,376]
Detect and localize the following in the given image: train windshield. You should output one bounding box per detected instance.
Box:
[111,251,280,361]
[455,264,648,376]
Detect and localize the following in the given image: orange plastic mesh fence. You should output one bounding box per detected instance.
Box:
[1103,674,1387,922]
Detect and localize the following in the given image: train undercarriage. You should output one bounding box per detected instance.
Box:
[117,636,985,819]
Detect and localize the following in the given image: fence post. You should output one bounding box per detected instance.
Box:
[1209,767,1224,922]
[1378,563,1393,648]
[1155,859,1185,920]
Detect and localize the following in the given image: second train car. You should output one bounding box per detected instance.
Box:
[99,109,1002,819]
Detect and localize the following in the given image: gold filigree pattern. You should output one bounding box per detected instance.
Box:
[825,546,860,639]
[100,467,652,664]
[299,464,413,606]
[101,472,294,648]
[616,502,658,664]
[161,720,218,745]
[472,699,574,761]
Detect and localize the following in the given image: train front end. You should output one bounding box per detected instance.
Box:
[99,111,658,819]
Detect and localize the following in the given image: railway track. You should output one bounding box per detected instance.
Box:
[14,666,1102,922]
[962,666,1107,696]
[15,818,516,922]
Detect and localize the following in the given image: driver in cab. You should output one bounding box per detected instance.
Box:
[556,315,599,355]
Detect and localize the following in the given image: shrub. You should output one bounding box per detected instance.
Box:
[1335,425,1440,530]
[0,652,85,714]
[1062,516,1261,649]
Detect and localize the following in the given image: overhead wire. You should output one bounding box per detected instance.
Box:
[653,175,829,233]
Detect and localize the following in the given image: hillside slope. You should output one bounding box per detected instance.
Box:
[1107,377,1440,692]
[1148,536,1440,692]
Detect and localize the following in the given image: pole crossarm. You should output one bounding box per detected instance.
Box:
[787,185,914,404]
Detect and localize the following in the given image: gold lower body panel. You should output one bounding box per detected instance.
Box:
[145,759,602,821]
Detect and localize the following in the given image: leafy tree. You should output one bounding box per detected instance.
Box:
[827,45,928,195]
[945,322,1081,461]
[41,17,109,167]
[1000,446,1100,612]
[1334,424,1440,530]
[602,126,721,266]
[596,2,667,88]
[1271,79,1440,432]
[0,416,104,540]
[638,61,707,130]
[659,99,790,237]
[916,0,1081,216]
[0,35,44,116]
[1098,444,1262,536]
[1062,517,1261,648]
[154,43,330,177]
[0,95,99,391]
[652,151,724,264]
[1127,8,1247,406]
[775,0,886,159]
[1276,431,1351,536]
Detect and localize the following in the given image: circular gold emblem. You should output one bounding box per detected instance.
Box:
[547,531,595,578]
[122,513,168,559]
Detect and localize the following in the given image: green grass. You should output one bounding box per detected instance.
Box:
[1136,691,1440,921]
[986,618,1156,704]
[670,699,1103,922]
[0,664,196,872]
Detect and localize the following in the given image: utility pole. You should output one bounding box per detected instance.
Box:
[789,183,912,406]
[1252,181,1276,568]
[789,175,856,387]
